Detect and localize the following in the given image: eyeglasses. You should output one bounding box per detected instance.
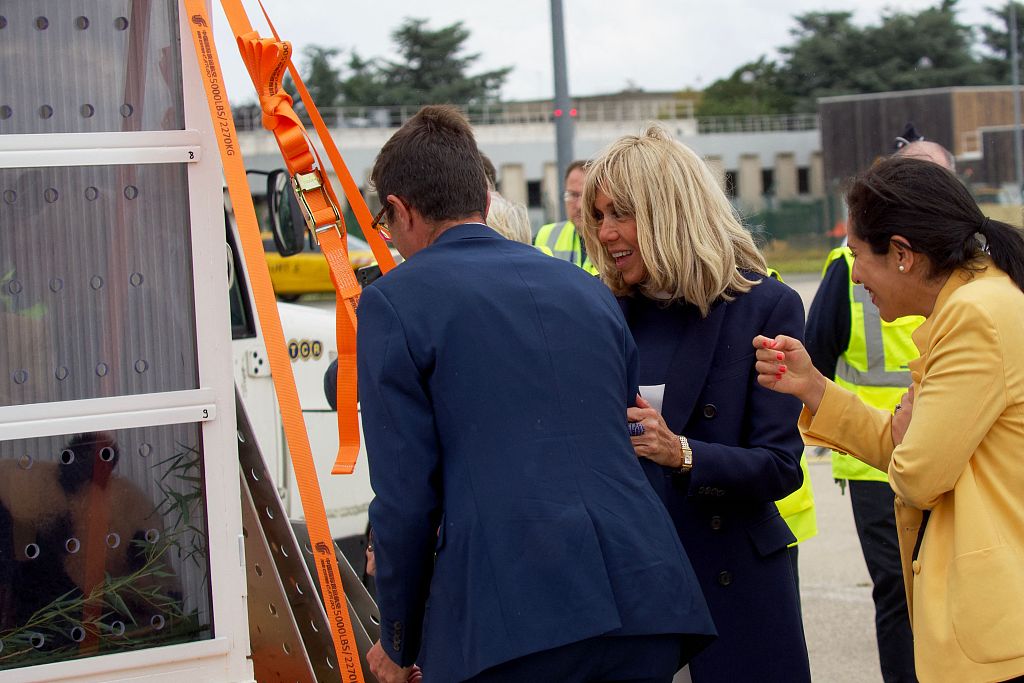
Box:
[563,191,582,202]
[370,203,392,241]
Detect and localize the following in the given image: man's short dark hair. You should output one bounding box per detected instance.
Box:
[371,105,488,224]
[565,159,587,181]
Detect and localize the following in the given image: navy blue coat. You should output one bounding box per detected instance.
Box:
[620,274,811,683]
[357,224,715,682]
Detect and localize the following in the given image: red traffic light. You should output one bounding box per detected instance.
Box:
[569,108,578,117]
[554,108,563,117]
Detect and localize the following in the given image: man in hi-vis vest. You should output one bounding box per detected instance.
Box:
[805,129,954,683]
[534,160,598,274]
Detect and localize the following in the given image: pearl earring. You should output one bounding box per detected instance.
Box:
[898,265,905,272]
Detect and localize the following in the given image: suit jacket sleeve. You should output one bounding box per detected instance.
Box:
[803,295,1006,510]
[799,382,893,473]
[686,286,806,501]
[358,285,443,667]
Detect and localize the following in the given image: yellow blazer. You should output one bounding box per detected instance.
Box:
[800,260,1024,682]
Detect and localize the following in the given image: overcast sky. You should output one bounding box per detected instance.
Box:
[213,0,1002,105]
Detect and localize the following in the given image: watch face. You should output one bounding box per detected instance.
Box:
[678,436,693,470]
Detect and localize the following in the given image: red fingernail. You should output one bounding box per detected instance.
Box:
[775,373,783,380]
[762,340,770,348]
[776,352,784,360]
[780,366,787,373]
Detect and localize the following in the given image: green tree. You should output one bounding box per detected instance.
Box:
[859,1,994,89]
[776,11,863,107]
[700,1,997,115]
[978,1,1024,81]
[338,52,388,107]
[372,18,511,105]
[779,2,992,110]
[697,57,793,116]
[280,19,511,109]
[283,45,346,110]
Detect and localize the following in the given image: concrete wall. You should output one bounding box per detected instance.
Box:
[499,164,527,207]
[774,153,797,200]
[738,154,764,210]
[810,151,825,197]
[237,122,824,225]
[541,162,560,222]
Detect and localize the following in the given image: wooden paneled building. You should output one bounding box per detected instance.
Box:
[819,86,1024,186]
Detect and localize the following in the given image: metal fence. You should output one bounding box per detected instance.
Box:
[232,101,819,135]
[233,98,699,131]
[697,113,820,134]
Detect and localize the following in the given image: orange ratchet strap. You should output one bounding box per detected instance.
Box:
[253,0,397,274]
[225,2,359,475]
[183,4,364,681]
[224,0,397,476]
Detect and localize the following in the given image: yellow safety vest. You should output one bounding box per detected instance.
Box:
[534,220,599,275]
[767,268,818,545]
[826,247,923,482]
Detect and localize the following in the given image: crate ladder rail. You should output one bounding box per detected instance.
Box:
[236,390,380,682]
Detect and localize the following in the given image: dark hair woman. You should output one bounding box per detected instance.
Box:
[754,156,1024,683]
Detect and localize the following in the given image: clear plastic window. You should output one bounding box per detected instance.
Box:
[0,0,184,135]
[0,424,212,670]
[0,164,199,407]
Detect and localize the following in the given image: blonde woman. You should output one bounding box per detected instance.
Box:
[580,125,811,683]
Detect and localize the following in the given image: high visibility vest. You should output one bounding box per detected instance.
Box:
[534,220,599,275]
[766,268,817,545]
[776,454,817,545]
[826,247,924,482]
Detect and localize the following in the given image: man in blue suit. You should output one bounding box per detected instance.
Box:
[359,105,715,683]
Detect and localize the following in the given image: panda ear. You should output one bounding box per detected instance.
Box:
[59,432,119,494]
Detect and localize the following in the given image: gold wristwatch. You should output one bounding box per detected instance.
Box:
[676,435,693,473]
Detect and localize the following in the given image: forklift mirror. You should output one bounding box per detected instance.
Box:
[267,169,306,257]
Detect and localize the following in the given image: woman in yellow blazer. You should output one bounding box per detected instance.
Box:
[753,156,1024,683]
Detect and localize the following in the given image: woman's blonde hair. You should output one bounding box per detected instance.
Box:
[487,191,533,244]
[579,124,767,316]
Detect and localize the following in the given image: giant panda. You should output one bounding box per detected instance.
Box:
[0,432,180,646]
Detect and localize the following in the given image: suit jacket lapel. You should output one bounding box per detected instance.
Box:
[619,295,728,432]
[661,301,727,432]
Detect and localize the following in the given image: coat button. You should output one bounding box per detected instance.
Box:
[710,515,722,530]
[912,560,921,575]
[717,570,732,586]
[702,404,717,419]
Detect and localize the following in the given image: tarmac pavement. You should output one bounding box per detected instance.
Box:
[801,454,882,682]
[789,272,884,683]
